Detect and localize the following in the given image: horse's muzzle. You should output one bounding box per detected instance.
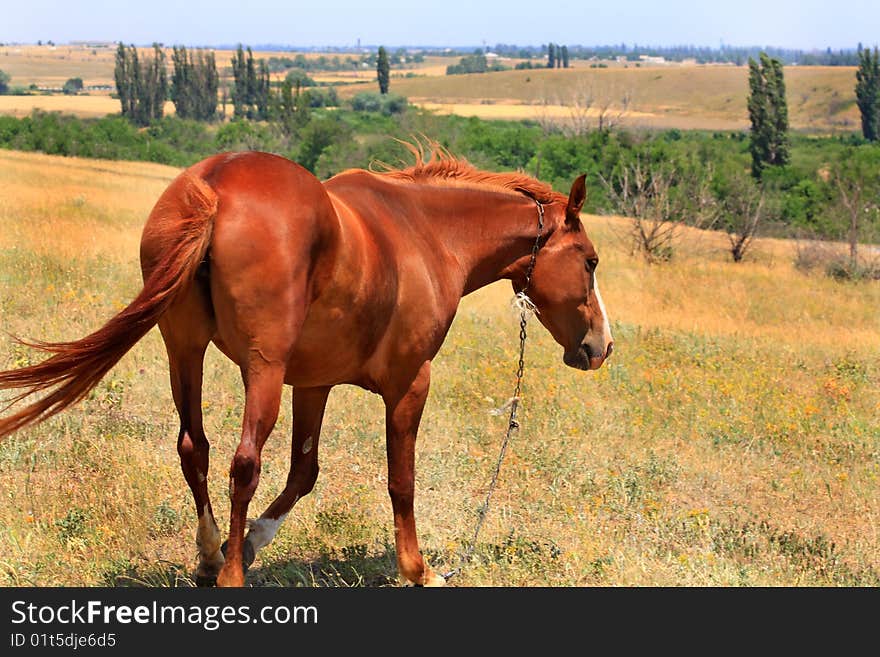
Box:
[565,341,614,371]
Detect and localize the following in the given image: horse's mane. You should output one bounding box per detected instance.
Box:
[372,140,567,205]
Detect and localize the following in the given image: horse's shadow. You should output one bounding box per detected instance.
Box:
[103,544,406,588]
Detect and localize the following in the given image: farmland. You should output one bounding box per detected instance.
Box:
[0,150,877,586]
[0,44,863,132]
[386,65,861,132]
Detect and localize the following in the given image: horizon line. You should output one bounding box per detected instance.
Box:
[1,40,873,53]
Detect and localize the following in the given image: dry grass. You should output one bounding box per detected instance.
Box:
[0,151,877,587]
[0,44,447,92]
[416,101,746,132]
[388,65,861,132]
[0,95,174,119]
[0,45,862,132]
[0,44,120,88]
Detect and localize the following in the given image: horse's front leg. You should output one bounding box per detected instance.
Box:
[383,361,445,587]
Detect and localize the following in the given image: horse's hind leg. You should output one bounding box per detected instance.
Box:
[246,386,330,559]
[158,295,222,586]
[216,360,286,587]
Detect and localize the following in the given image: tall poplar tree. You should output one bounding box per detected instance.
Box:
[231,45,247,118]
[747,52,790,178]
[377,46,390,94]
[113,43,166,126]
[856,45,880,141]
[171,46,218,121]
[231,45,270,120]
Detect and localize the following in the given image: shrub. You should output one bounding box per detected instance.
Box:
[350,92,408,116]
[285,69,317,87]
[62,77,84,95]
[296,115,353,173]
[215,119,283,152]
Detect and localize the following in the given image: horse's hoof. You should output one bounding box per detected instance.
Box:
[195,573,218,587]
[220,538,256,573]
[423,571,447,587]
[402,570,447,587]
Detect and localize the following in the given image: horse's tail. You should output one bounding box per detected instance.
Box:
[0,171,218,440]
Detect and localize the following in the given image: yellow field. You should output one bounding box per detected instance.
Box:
[0,44,863,132]
[416,100,745,131]
[0,44,448,89]
[0,44,119,89]
[389,66,861,132]
[0,95,179,119]
[0,150,878,587]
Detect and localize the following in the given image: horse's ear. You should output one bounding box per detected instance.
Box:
[565,174,587,229]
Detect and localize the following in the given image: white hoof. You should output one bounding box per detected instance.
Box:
[423,571,447,587]
[401,570,447,587]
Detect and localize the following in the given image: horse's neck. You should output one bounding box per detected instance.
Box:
[420,188,546,296]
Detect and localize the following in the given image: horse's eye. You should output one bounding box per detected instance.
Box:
[586,258,599,273]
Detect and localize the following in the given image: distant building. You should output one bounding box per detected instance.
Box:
[69,41,114,48]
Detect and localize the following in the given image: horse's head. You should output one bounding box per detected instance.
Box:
[521,174,614,371]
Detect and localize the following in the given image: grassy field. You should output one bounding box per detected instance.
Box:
[0,95,176,119]
[388,65,861,132]
[0,44,447,90]
[0,150,878,587]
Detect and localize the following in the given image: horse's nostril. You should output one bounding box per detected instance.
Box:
[605,342,614,359]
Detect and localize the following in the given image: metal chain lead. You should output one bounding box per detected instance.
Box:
[443,198,545,581]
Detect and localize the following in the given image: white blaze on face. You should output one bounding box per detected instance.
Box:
[594,274,613,348]
[246,513,289,551]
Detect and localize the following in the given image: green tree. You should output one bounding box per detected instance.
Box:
[171,47,218,121]
[113,44,165,126]
[196,50,219,121]
[253,59,270,120]
[445,51,497,75]
[0,70,11,95]
[275,78,311,133]
[377,46,390,94]
[830,146,880,272]
[748,52,790,178]
[276,78,295,133]
[855,45,880,141]
[245,47,257,115]
[171,46,194,118]
[561,45,570,68]
[231,45,269,120]
[547,43,556,69]
[231,45,247,118]
[114,43,134,118]
[297,115,351,173]
[138,44,167,124]
[62,78,84,95]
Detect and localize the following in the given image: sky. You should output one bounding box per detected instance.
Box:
[3,0,879,51]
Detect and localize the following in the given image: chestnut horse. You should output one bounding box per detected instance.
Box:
[0,146,613,587]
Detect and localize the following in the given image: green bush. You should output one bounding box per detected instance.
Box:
[215,119,284,153]
[350,92,408,116]
[296,115,353,173]
[285,69,317,87]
